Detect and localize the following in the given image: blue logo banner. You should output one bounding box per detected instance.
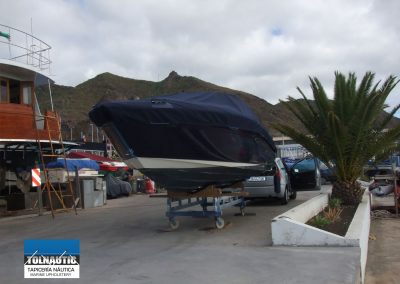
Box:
[24,239,80,279]
[24,239,80,256]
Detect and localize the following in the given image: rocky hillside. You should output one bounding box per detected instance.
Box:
[36,71,400,141]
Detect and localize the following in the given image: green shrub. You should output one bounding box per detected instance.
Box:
[329,198,342,209]
[310,215,331,229]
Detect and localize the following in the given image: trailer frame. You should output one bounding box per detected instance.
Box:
[157,183,248,229]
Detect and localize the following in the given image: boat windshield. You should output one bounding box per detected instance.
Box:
[102,123,134,159]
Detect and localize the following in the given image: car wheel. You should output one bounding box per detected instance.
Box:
[280,186,289,205]
[290,189,297,200]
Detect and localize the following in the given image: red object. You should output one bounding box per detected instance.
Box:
[68,151,129,172]
[98,164,129,172]
[68,151,114,162]
[31,168,41,187]
[275,168,281,180]
[145,179,156,194]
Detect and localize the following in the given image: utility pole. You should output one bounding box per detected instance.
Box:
[90,123,94,143]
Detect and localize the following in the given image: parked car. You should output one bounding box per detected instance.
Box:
[283,157,335,184]
[244,158,295,204]
[244,157,322,205]
[289,157,322,191]
[319,162,336,183]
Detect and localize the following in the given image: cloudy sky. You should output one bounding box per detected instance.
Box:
[1,0,399,114]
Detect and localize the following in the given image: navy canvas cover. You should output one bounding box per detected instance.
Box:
[89,92,277,169]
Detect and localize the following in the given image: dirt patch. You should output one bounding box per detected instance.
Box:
[307,205,358,236]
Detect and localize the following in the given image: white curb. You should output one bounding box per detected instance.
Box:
[271,191,370,283]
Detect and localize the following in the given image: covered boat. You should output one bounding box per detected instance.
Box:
[89,92,276,192]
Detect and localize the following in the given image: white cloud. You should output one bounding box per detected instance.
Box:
[1,0,399,113]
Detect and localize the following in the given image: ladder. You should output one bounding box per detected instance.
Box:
[34,111,78,218]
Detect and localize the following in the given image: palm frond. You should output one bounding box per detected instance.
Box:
[273,71,400,185]
[380,104,400,130]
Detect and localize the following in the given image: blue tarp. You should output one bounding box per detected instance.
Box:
[90,92,275,149]
[89,92,276,160]
[47,158,100,171]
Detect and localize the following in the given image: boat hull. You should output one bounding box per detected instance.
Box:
[125,157,266,192]
[101,122,275,191]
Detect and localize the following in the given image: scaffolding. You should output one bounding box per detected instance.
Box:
[34,107,77,217]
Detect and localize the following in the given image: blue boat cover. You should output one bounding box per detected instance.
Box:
[47,158,100,171]
[90,92,276,153]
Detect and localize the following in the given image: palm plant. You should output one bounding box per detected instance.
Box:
[274,72,400,205]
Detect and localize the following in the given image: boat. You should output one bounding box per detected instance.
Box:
[89,92,276,192]
[0,24,74,197]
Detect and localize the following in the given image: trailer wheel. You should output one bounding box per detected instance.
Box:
[215,217,225,229]
[169,219,180,230]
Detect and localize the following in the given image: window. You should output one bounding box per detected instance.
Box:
[0,79,8,103]
[22,82,32,104]
[320,161,329,170]
[292,158,316,173]
[9,80,20,104]
[276,159,286,171]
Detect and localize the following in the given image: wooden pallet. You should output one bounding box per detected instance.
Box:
[166,182,248,198]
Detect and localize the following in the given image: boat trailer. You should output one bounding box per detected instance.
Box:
[153,183,248,229]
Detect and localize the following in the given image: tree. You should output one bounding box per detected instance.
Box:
[274,72,400,205]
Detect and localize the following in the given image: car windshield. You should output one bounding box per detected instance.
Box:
[320,161,329,170]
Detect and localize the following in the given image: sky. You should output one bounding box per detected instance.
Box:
[1,0,399,115]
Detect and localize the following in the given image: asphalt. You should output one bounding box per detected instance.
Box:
[365,217,400,284]
[0,190,360,284]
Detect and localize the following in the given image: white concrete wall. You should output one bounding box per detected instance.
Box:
[273,193,328,223]
[271,191,371,283]
[345,193,370,283]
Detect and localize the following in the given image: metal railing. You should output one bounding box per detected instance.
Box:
[0,24,52,73]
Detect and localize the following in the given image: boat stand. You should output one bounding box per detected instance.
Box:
[164,183,247,229]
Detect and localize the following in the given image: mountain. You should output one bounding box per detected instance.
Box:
[36,71,400,141]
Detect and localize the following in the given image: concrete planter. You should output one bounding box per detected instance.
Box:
[271,191,370,283]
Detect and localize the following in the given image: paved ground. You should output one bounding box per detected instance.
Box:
[365,217,400,284]
[0,190,360,284]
